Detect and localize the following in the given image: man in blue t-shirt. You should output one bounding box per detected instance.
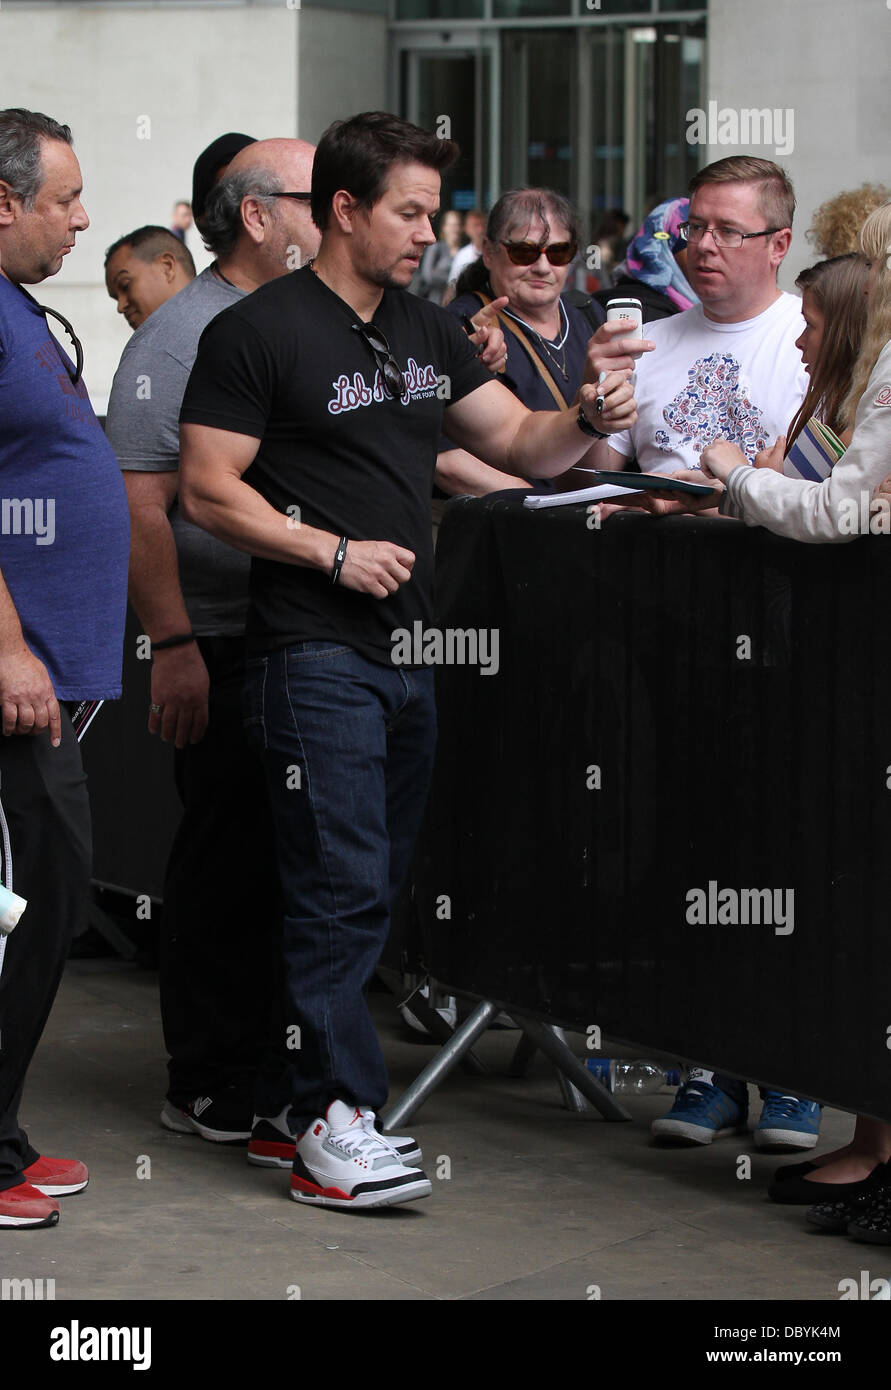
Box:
[0,109,129,1230]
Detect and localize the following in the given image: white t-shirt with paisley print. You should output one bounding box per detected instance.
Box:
[610,292,809,474]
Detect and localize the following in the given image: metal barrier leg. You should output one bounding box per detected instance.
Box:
[376,967,488,1075]
[550,1026,588,1112]
[380,1000,500,1131]
[508,1031,538,1078]
[518,1018,632,1121]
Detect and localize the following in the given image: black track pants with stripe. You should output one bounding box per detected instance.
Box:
[0,710,91,1190]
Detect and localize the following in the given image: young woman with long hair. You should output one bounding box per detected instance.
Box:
[783,252,870,454]
[687,203,891,1238]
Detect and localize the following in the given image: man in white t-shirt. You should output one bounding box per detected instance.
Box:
[590,157,821,1154]
[594,156,809,478]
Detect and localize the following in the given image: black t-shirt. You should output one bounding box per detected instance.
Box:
[180,265,492,664]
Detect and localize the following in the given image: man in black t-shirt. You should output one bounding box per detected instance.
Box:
[179,111,638,1213]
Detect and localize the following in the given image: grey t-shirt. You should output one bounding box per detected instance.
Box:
[106,266,250,635]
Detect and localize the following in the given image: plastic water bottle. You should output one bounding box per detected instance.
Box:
[586,1058,682,1094]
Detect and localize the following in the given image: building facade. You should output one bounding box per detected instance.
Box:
[0,0,887,400]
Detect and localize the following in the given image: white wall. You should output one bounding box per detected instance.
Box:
[298,5,388,143]
[0,5,302,407]
[707,0,891,290]
[0,2,389,406]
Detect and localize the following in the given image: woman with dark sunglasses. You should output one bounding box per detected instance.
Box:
[437,188,607,495]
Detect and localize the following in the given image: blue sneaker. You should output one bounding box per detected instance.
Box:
[755,1093,822,1150]
[652,1079,748,1145]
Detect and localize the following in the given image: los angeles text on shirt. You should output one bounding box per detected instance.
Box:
[327,359,442,414]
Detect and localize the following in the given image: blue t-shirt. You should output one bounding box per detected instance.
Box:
[0,275,129,699]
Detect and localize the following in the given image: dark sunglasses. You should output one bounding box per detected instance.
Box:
[273,192,313,203]
[500,239,578,267]
[351,322,409,403]
[40,303,84,386]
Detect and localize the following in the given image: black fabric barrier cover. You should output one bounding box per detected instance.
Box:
[414,495,891,1122]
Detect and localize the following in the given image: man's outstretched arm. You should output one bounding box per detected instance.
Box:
[442,367,637,481]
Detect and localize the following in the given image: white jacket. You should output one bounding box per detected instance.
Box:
[720,340,891,543]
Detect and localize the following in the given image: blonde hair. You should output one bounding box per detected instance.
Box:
[843,203,891,424]
[808,184,891,259]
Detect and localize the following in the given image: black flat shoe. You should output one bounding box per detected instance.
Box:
[772,1160,818,1184]
[807,1186,881,1233]
[769,1162,888,1205]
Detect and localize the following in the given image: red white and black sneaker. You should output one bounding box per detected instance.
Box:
[0,1181,60,1228]
[250,1106,422,1169]
[24,1155,89,1196]
[248,1108,295,1169]
[290,1100,431,1211]
[359,1110,422,1166]
[160,1093,252,1144]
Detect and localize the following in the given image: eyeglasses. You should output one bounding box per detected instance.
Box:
[40,303,83,386]
[273,192,313,203]
[351,322,409,403]
[678,221,783,249]
[500,239,578,267]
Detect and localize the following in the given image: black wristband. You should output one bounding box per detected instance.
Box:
[577,405,609,440]
[331,536,348,585]
[151,632,197,652]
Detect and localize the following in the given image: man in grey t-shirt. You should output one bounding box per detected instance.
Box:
[108,267,249,634]
[105,138,320,1159]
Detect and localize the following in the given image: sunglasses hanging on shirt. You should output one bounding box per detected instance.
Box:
[351,322,410,403]
[39,303,84,386]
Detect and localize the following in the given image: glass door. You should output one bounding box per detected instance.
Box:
[624,21,706,222]
[501,30,576,199]
[396,30,499,213]
[393,17,706,238]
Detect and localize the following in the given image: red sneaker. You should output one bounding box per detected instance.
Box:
[0,1181,60,1228]
[24,1155,89,1196]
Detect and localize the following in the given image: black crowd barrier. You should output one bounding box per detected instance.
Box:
[413,496,891,1124]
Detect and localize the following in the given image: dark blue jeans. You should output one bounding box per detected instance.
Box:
[162,636,289,1116]
[244,642,436,1134]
